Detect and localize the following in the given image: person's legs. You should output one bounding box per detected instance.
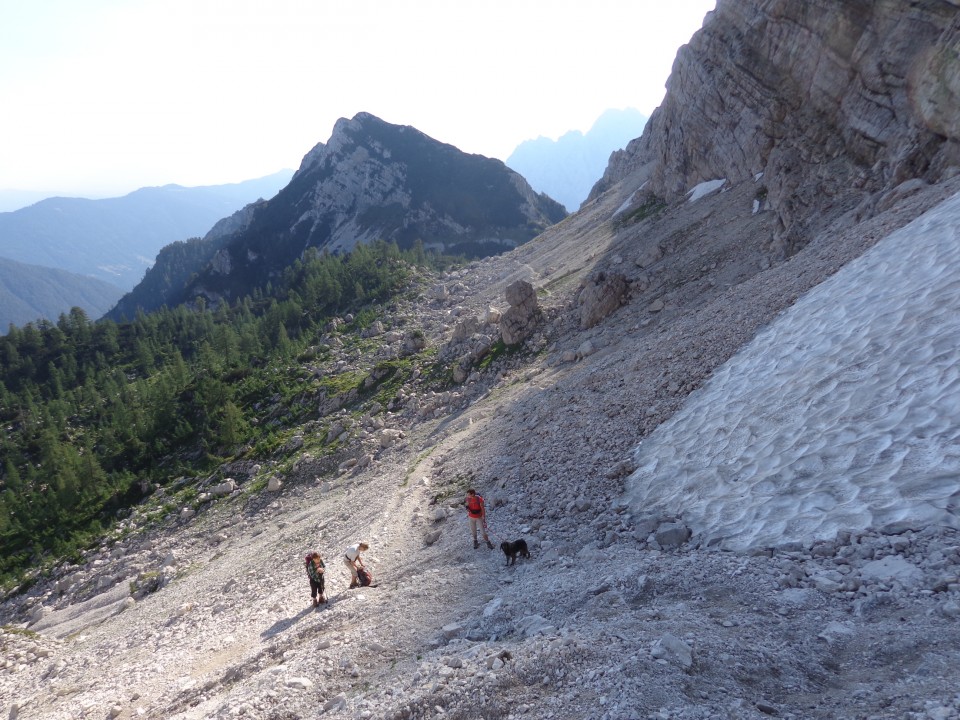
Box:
[469,517,479,547]
[310,579,321,605]
[344,556,359,586]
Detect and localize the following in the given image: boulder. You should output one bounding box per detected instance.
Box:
[452,316,480,341]
[441,622,463,639]
[361,320,384,338]
[212,479,236,497]
[402,331,427,355]
[325,421,345,444]
[500,280,540,346]
[379,429,404,448]
[579,272,629,329]
[860,555,924,588]
[654,522,692,549]
[634,243,664,269]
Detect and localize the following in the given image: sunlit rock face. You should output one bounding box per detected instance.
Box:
[594,0,960,252]
[626,191,960,551]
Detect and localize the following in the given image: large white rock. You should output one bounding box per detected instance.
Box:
[860,556,924,587]
[212,479,236,497]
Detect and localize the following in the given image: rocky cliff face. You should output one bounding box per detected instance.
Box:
[177,113,566,306]
[594,0,960,253]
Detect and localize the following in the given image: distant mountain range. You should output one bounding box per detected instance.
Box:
[109,112,567,319]
[0,171,293,292]
[506,108,648,212]
[0,189,72,214]
[0,257,125,330]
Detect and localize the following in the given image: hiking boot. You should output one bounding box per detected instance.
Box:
[486,540,494,549]
[349,581,359,589]
[473,540,479,549]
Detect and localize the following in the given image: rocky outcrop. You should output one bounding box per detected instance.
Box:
[579,271,629,329]
[500,280,540,346]
[594,0,960,253]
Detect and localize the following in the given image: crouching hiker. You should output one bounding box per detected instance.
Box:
[344,542,369,589]
[305,552,326,606]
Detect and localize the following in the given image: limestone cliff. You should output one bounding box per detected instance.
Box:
[594,0,960,252]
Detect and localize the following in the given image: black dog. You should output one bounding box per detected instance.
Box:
[500,539,530,566]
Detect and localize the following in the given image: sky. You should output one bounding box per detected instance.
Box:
[0,0,717,205]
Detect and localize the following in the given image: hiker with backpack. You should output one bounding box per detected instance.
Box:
[344,542,370,588]
[465,488,494,549]
[305,551,326,606]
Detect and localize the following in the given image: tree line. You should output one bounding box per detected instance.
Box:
[0,240,447,584]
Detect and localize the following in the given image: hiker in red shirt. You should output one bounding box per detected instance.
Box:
[465,488,494,549]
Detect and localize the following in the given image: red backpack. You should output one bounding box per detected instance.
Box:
[466,494,484,516]
[357,566,373,587]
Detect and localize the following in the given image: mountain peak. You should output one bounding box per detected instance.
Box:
[506,108,648,211]
[119,113,566,314]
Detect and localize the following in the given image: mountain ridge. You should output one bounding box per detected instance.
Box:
[111,112,566,316]
[0,171,293,291]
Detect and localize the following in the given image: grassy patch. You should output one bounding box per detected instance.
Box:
[1,625,39,638]
[477,339,520,370]
[130,570,162,596]
[318,369,367,397]
[616,196,666,228]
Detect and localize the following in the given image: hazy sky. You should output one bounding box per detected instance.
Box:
[0,0,716,201]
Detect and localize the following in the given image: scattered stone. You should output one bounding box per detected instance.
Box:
[323,694,347,712]
[441,623,462,639]
[287,677,313,690]
[650,633,693,669]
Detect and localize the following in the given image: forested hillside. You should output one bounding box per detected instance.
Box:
[0,257,124,330]
[0,241,451,583]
